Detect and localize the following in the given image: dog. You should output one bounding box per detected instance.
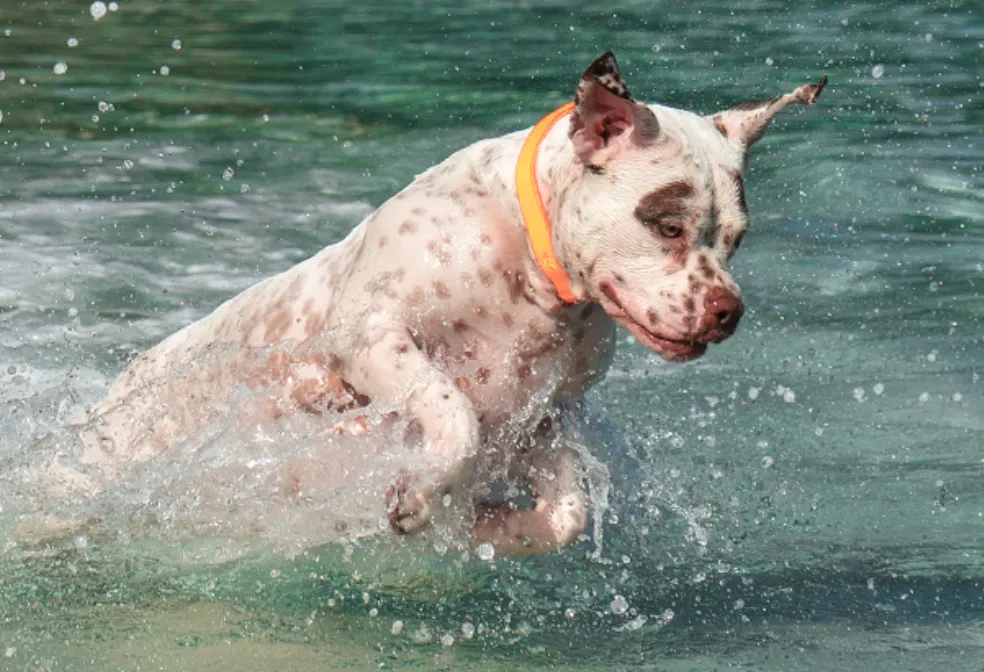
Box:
[83,52,825,555]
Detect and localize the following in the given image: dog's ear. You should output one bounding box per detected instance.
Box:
[710,76,828,153]
[569,51,658,167]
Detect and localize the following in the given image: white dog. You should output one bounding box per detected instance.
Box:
[84,52,825,555]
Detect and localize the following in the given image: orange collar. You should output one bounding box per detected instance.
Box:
[516,101,577,304]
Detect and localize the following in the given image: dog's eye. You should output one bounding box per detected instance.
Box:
[658,222,683,239]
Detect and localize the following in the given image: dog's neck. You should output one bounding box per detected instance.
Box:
[481,114,592,313]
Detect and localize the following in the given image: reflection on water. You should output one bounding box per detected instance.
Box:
[1,0,982,670]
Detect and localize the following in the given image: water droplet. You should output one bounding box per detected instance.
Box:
[650,44,661,53]
[222,167,235,181]
[67,37,79,47]
[239,183,250,194]
[53,62,68,75]
[748,386,760,400]
[90,1,107,20]
[4,647,15,659]
[369,608,378,617]
[440,633,455,648]
[74,535,88,549]
[172,39,182,50]
[91,114,100,123]
[565,608,576,619]
[765,57,774,66]
[461,622,475,639]
[871,64,885,79]
[952,392,963,402]
[918,392,930,403]
[610,595,629,615]
[160,65,170,76]
[853,387,866,403]
[442,493,452,507]
[0,110,3,125]
[762,456,775,469]
[476,542,495,561]
[927,350,938,362]
[122,159,133,170]
[782,388,796,403]
[262,113,270,122]
[873,383,885,395]
[390,620,404,635]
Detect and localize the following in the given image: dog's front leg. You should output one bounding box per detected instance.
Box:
[471,444,587,556]
[347,321,480,535]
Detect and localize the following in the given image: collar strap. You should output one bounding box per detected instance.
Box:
[516,101,577,304]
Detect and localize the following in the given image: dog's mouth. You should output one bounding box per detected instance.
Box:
[596,281,708,362]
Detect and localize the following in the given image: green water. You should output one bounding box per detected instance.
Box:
[1,0,983,670]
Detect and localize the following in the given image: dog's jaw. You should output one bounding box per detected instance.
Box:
[596,281,708,362]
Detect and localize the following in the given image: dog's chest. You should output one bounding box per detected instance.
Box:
[413,300,615,421]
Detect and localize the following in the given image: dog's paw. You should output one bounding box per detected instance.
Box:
[386,470,433,535]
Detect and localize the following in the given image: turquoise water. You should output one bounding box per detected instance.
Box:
[1,1,982,669]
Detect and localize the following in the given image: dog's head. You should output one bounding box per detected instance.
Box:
[558,52,825,362]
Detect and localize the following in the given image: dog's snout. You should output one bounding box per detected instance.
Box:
[701,286,743,339]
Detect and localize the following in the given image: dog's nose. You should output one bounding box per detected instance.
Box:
[701,286,744,339]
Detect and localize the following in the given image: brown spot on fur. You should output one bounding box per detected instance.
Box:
[405,286,425,305]
[698,254,715,279]
[713,116,728,138]
[452,319,469,333]
[411,207,426,216]
[304,310,326,337]
[455,377,471,391]
[479,234,492,246]
[427,240,452,266]
[395,343,410,355]
[474,306,488,318]
[647,308,659,326]
[688,274,703,294]
[262,302,293,342]
[378,236,388,248]
[503,270,525,304]
[398,220,418,235]
[517,364,532,381]
[433,281,452,299]
[477,268,493,287]
[476,367,491,385]
[684,296,696,313]
[502,312,514,327]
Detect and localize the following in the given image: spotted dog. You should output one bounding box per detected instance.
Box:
[87,52,826,555]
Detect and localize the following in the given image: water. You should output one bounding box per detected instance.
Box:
[1,0,982,669]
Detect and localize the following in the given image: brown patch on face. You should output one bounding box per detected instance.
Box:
[501,312,514,328]
[477,268,493,287]
[455,377,471,392]
[398,220,418,235]
[479,234,492,246]
[634,180,696,230]
[688,274,703,294]
[684,296,696,313]
[394,342,410,355]
[647,308,659,326]
[405,286,425,305]
[474,306,488,319]
[433,281,452,300]
[516,364,532,381]
[424,337,450,360]
[475,367,491,385]
[697,254,715,280]
[411,207,426,216]
[713,115,728,138]
[378,236,388,248]
[452,319,469,333]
